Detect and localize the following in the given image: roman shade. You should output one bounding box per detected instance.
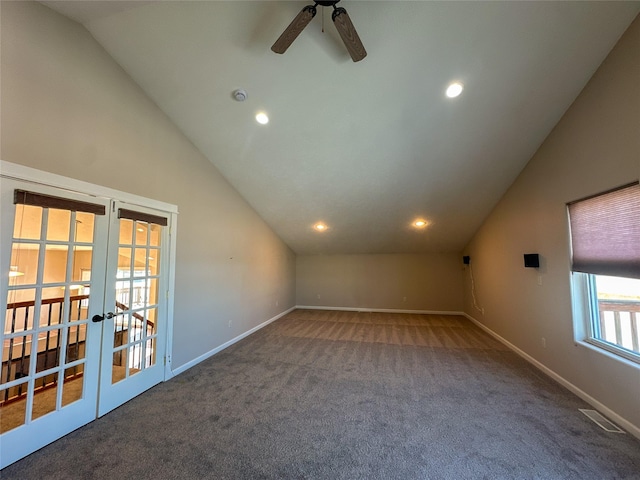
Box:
[118,208,168,226]
[14,189,106,215]
[568,182,640,279]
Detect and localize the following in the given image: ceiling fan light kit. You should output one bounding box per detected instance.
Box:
[271,0,367,62]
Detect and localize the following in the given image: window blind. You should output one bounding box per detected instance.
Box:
[568,182,640,279]
[14,189,106,215]
[118,208,168,226]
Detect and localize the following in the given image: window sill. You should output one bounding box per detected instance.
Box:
[576,338,640,369]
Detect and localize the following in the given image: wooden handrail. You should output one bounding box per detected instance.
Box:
[0,372,84,407]
[115,300,146,323]
[7,294,89,310]
[6,295,154,328]
[598,300,639,354]
[598,300,640,313]
[3,294,156,404]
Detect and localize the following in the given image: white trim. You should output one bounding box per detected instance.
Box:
[0,161,178,214]
[570,271,640,366]
[577,338,640,369]
[1,161,179,382]
[0,400,97,469]
[163,214,178,380]
[570,271,591,343]
[295,305,465,315]
[464,313,640,440]
[171,306,296,376]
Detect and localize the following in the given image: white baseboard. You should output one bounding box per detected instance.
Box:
[464,313,640,440]
[296,305,465,316]
[171,306,296,376]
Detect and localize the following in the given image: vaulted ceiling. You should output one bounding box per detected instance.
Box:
[42,1,640,255]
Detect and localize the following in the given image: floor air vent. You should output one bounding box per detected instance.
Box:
[579,409,625,433]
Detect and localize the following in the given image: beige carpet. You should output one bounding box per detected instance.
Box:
[2,309,639,479]
[278,310,510,349]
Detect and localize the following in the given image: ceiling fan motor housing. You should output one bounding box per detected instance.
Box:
[271,0,366,62]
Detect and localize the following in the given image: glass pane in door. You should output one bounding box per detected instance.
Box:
[0,380,28,434]
[12,204,42,241]
[62,363,84,407]
[40,287,64,327]
[10,244,39,286]
[5,288,35,335]
[46,209,71,242]
[32,378,59,420]
[74,213,95,243]
[110,218,162,384]
[1,205,98,434]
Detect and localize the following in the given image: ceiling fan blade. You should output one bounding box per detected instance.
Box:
[332,7,367,62]
[271,5,317,54]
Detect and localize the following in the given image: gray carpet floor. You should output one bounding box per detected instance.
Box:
[2,309,640,479]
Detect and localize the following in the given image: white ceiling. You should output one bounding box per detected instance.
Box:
[42,1,640,255]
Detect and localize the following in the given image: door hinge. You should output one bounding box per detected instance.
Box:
[166,290,169,299]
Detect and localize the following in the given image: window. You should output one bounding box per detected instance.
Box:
[592,275,640,354]
[568,182,640,364]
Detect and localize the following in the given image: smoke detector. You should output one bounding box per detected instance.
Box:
[233,89,247,102]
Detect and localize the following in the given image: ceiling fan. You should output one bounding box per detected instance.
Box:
[271,0,367,62]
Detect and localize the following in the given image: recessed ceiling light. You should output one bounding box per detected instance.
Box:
[445,82,464,98]
[314,223,327,232]
[256,112,269,125]
[413,220,428,228]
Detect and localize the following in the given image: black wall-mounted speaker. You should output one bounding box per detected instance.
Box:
[463,256,470,265]
[524,253,540,268]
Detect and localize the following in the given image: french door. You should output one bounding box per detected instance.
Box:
[98,202,169,416]
[0,178,171,468]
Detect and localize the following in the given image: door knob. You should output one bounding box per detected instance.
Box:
[92,312,114,323]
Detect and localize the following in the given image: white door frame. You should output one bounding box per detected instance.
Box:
[0,178,111,468]
[1,161,178,383]
[0,161,178,468]
[97,200,172,417]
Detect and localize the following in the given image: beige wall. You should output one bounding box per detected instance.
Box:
[3,0,637,434]
[1,1,296,369]
[463,17,640,430]
[297,253,464,312]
